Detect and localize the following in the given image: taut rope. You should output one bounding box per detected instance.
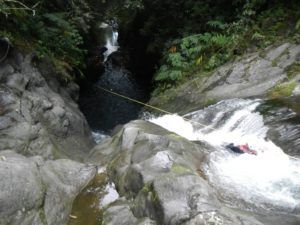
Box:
[97,86,300,160]
[97,86,218,131]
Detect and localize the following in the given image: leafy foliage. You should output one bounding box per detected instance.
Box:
[0,0,93,80]
[155,31,233,83]
[152,1,300,85]
[0,0,37,17]
[107,0,299,90]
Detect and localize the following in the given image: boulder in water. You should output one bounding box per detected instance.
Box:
[90,120,262,225]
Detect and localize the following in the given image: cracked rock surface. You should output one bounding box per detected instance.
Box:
[0,50,94,160]
[0,150,96,225]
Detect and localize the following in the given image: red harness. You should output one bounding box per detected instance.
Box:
[239,145,257,155]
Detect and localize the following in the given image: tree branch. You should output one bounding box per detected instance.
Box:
[1,0,37,16]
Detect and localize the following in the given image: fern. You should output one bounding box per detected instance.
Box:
[211,34,231,47]
[155,30,235,84]
[207,20,228,30]
[251,32,265,40]
[43,13,72,30]
[167,53,184,68]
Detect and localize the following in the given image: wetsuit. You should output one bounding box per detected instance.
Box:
[226,143,245,154]
[226,143,257,155]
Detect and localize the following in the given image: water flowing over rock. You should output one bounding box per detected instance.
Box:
[150,42,300,114]
[0,50,94,160]
[0,150,96,225]
[149,99,300,224]
[88,120,263,225]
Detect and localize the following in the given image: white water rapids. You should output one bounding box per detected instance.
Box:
[149,99,300,211]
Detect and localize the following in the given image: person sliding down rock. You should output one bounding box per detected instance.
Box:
[226,143,257,155]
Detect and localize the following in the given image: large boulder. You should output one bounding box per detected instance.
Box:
[0,49,94,160]
[149,43,300,114]
[90,120,262,225]
[0,150,96,225]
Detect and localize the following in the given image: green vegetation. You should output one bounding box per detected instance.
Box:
[171,164,193,175]
[140,182,160,204]
[1,0,299,86]
[154,3,300,86]
[0,0,97,80]
[155,32,233,83]
[287,61,300,79]
[106,0,299,91]
[203,98,217,107]
[268,81,297,99]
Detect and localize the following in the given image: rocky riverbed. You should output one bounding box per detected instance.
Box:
[0,42,299,225]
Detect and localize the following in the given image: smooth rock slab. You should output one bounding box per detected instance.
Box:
[149,42,300,114]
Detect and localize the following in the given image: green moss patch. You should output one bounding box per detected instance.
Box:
[171,164,193,175]
[287,61,300,79]
[268,81,297,99]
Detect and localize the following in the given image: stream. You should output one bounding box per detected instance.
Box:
[73,95,300,225]
[150,98,300,223]
[79,23,148,134]
[76,23,300,225]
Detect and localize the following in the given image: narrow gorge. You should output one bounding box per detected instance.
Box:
[0,1,300,225]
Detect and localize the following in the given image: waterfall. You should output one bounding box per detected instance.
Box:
[100,23,119,62]
[80,23,147,134]
[149,99,300,212]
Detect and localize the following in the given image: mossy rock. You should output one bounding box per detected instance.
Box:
[171,164,194,175]
[287,61,300,79]
[268,81,297,99]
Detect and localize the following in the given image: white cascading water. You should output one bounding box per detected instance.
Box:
[149,99,300,211]
[100,23,119,61]
[92,131,109,144]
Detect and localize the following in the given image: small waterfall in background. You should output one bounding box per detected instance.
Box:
[99,22,119,62]
[149,99,300,214]
[79,23,147,135]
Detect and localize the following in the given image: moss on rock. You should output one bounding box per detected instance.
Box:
[268,81,297,99]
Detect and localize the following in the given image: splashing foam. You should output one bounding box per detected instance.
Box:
[104,30,119,60]
[149,99,300,211]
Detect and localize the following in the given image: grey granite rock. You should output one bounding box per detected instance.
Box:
[0,50,94,160]
[95,120,262,225]
[0,150,96,225]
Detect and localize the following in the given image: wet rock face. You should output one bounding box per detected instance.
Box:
[149,43,300,114]
[204,43,300,100]
[93,120,262,225]
[0,50,94,160]
[0,150,96,225]
[258,97,300,156]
